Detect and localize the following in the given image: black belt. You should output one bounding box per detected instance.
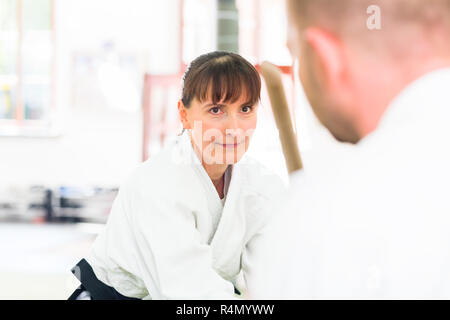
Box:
[68,258,241,299]
[68,258,140,300]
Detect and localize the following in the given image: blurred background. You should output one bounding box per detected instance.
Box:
[0,0,344,299]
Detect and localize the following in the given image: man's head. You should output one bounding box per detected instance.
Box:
[286,0,450,143]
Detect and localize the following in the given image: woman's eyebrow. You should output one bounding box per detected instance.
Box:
[203,102,225,108]
[202,101,255,108]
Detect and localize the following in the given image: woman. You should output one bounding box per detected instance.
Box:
[69,51,285,300]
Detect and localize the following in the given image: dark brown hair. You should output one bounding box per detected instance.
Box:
[181,51,261,108]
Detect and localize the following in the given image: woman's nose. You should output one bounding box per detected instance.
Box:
[224,115,243,142]
[226,113,240,131]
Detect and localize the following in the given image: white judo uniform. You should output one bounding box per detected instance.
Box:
[251,67,450,299]
[86,131,285,300]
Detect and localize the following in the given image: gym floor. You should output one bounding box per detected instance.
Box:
[0,222,102,299]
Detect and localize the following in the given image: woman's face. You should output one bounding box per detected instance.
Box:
[179,94,258,165]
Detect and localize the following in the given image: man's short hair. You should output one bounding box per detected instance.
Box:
[290,0,450,35]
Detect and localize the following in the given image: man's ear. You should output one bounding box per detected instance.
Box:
[304,27,346,90]
[177,100,191,129]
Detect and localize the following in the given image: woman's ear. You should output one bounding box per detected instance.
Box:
[178,100,191,129]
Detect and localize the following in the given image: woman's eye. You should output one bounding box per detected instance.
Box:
[241,106,253,113]
[210,107,221,114]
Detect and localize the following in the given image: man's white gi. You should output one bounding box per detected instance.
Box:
[250,68,450,299]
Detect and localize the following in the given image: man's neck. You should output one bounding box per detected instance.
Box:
[356,57,450,140]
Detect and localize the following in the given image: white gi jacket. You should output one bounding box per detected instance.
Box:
[251,67,450,299]
[86,131,285,299]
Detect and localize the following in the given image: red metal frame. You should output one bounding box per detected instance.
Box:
[141,0,186,161]
[142,73,185,161]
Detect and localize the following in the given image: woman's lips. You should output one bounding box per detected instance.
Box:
[214,141,244,148]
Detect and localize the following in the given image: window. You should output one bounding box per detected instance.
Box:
[0,0,55,136]
[237,0,291,65]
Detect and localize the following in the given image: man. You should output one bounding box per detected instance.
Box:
[248,0,450,299]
